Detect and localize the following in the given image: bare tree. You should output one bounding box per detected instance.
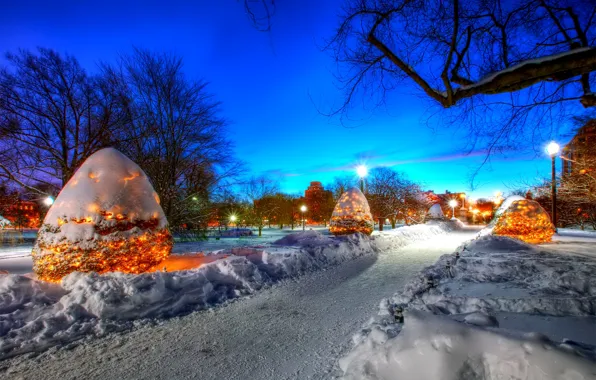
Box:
[0,48,128,193]
[244,175,279,236]
[367,167,425,228]
[329,176,358,201]
[329,0,596,154]
[243,0,276,32]
[107,48,242,228]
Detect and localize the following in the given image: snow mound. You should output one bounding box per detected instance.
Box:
[44,148,167,232]
[425,203,445,220]
[460,234,534,253]
[340,310,596,380]
[329,187,374,236]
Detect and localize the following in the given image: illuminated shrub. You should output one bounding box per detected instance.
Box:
[425,204,445,221]
[488,195,525,228]
[32,148,172,282]
[492,199,555,244]
[329,187,374,236]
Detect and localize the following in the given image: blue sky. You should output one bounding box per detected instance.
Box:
[0,1,567,199]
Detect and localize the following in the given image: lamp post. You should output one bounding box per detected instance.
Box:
[300,205,307,231]
[546,141,560,231]
[356,165,368,193]
[230,214,237,231]
[448,199,458,220]
[460,193,466,209]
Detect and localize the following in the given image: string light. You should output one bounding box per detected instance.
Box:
[329,188,374,235]
[33,215,173,282]
[492,199,555,244]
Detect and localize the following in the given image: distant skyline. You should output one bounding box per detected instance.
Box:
[0,1,574,199]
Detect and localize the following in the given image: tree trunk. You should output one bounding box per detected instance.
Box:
[258,226,262,237]
[378,218,384,231]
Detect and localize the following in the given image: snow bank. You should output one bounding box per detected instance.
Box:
[341,310,596,380]
[0,223,458,360]
[341,234,596,378]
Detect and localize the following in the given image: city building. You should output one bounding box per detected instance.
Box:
[562,119,596,176]
[0,198,41,228]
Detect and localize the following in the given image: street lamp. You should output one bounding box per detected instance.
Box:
[356,165,368,193]
[300,205,307,231]
[546,141,560,231]
[43,196,54,206]
[459,193,466,209]
[448,199,458,220]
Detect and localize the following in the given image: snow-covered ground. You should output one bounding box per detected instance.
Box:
[340,229,596,379]
[0,224,476,379]
[0,222,458,364]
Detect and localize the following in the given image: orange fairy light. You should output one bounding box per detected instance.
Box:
[492,199,555,244]
[329,187,374,236]
[32,148,173,282]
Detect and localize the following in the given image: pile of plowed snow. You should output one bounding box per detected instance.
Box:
[340,234,596,379]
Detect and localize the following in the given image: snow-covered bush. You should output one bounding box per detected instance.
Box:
[329,187,374,236]
[32,148,173,282]
[425,203,445,221]
[492,199,555,243]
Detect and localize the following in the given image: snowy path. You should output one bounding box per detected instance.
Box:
[2,230,476,380]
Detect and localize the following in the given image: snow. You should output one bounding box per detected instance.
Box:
[39,147,168,246]
[340,230,596,379]
[0,225,476,380]
[426,203,445,220]
[0,222,458,360]
[340,310,596,380]
[456,47,593,92]
[0,216,10,227]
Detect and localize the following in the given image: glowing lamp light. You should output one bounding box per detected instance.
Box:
[230,214,237,222]
[546,141,560,157]
[448,200,458,208]
[43,196,54,206]
[300,205,307,213]
[356,165,368,178]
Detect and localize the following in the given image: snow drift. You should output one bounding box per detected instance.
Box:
[340,310,596,380]
[0,222,457,360]
[340,234,596,379]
